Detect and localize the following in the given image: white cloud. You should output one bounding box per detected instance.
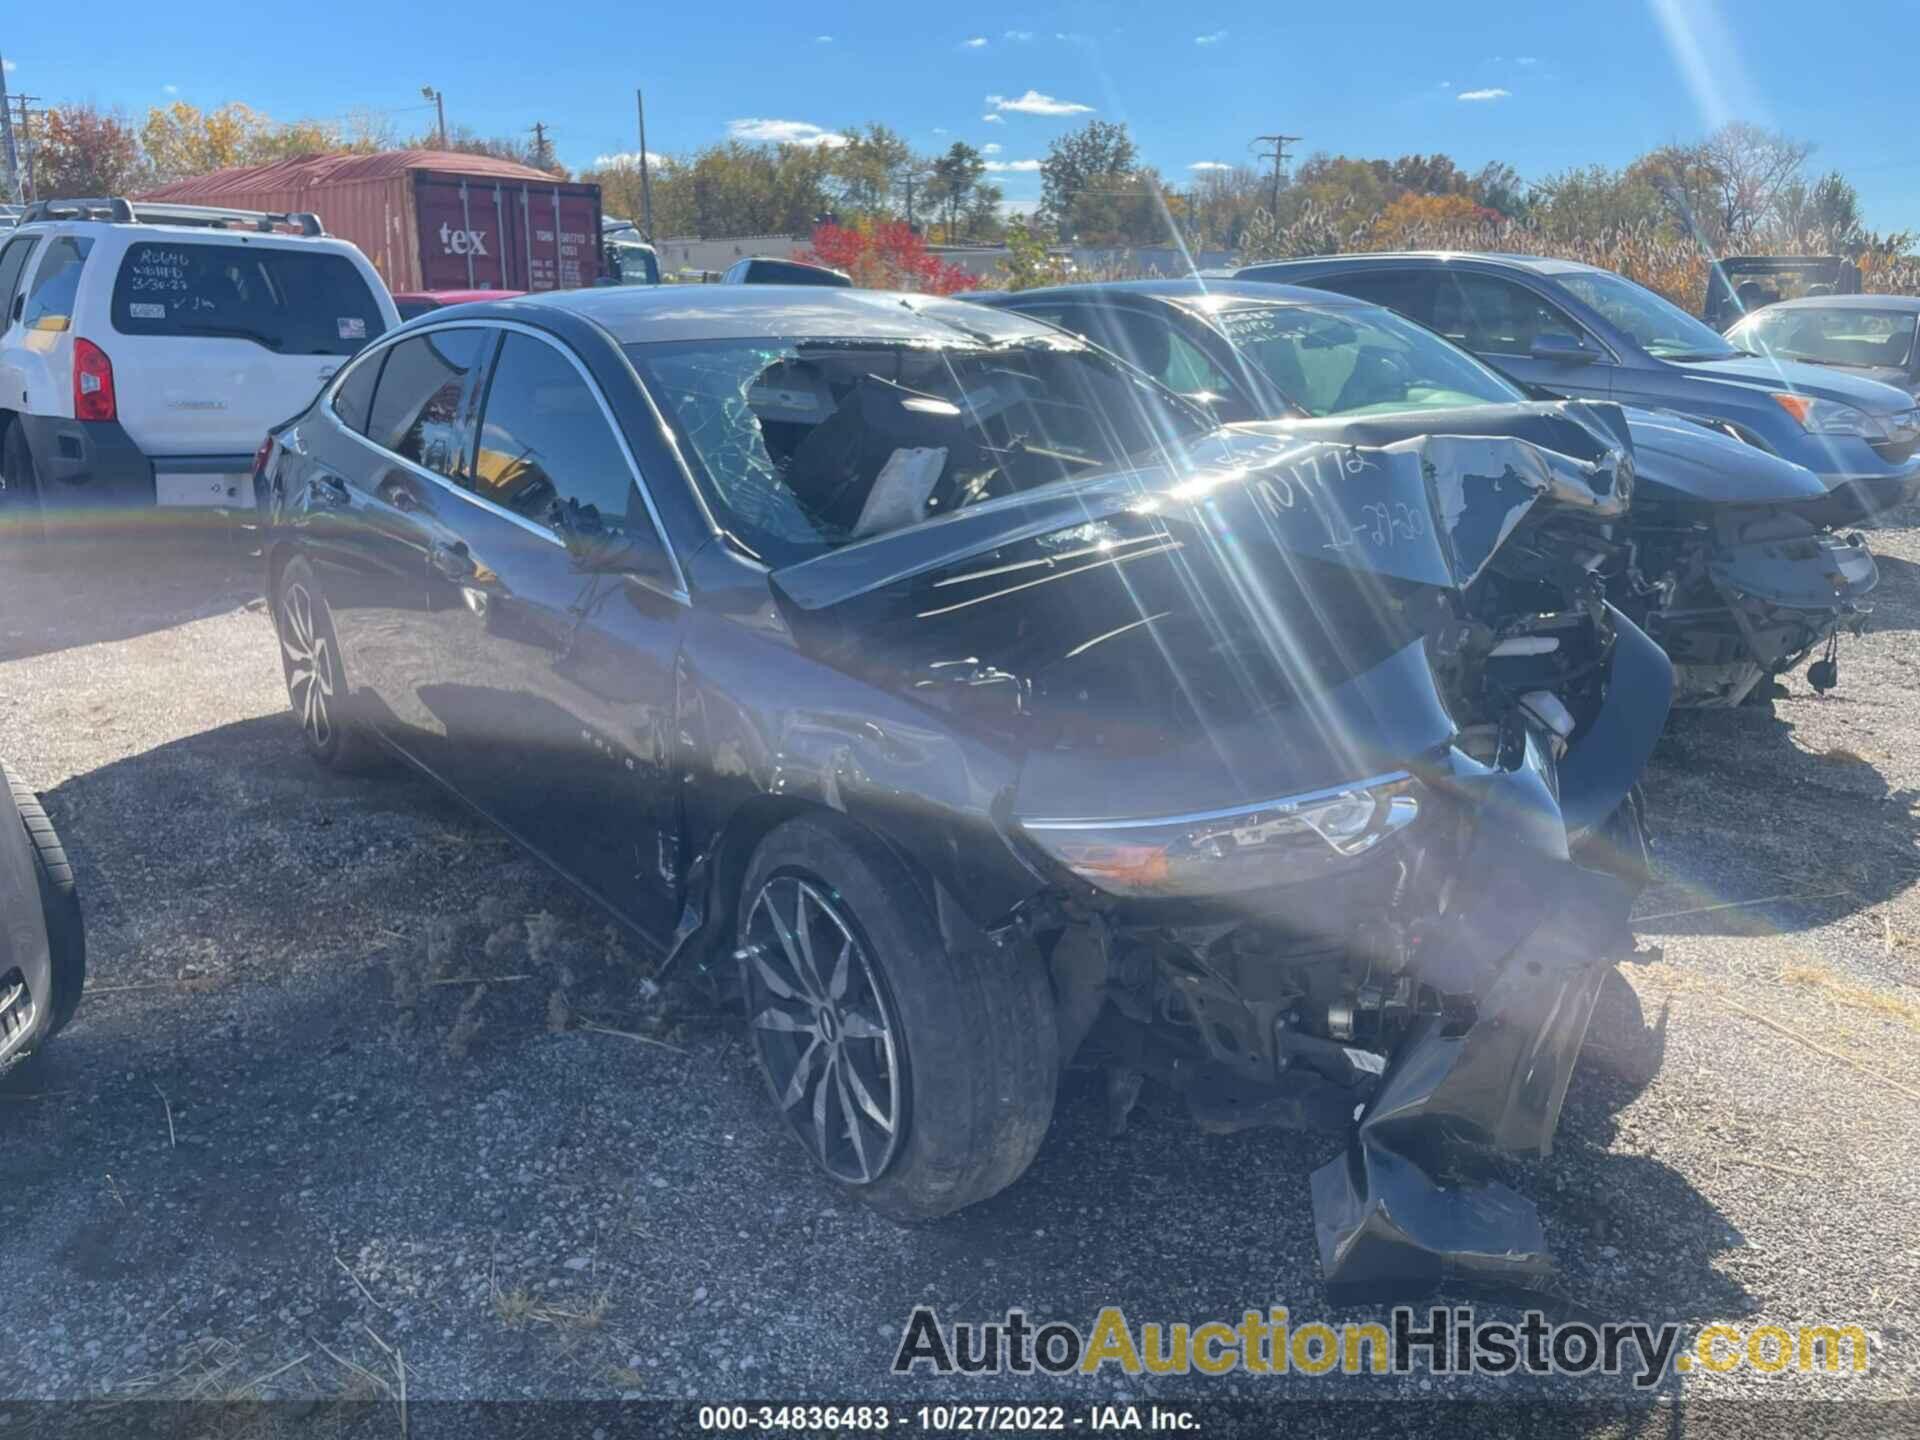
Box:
[1438,80,1452,88]
[1457,87,1510,102]
[1189,161,1231,171]
[932,127,948,135]
[1004,29,1034,41]
[1195,30,1227,44]
[727,118,849,147]
[985,159,1043,172]
[2,59,15,73]
[815,34,832,42]
[982,142,1002,154]
[982,113,1005,124]
[163,82,180,94]
[986,89,1094,116]
[963,36,988,48]
[1517,55,1538,64]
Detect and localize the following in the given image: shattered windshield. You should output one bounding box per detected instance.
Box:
[1552,269,1739,360]
[1735,306,1918,370]
[1215,302,1527,416]
[625,336,1207,564]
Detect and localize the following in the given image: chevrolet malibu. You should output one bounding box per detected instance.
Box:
[253,286,1669,1300]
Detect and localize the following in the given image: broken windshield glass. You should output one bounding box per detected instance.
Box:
[626,336,1207,563]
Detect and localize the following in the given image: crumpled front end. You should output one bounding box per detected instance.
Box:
[1640,508,1877,706]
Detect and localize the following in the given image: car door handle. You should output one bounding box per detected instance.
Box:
[311,473,351,510]
[430,538,477,581]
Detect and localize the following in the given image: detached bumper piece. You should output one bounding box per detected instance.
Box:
[1659,525,1877,706]
[1310,862,1635,1304]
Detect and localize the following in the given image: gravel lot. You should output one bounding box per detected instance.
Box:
[2,517,1916,1423]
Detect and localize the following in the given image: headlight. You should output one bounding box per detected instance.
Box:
[1772,393,1889,439]
[1018,772,1421,898]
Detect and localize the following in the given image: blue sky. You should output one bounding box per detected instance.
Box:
[6,0,1918,230]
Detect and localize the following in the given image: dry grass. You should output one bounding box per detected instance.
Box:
[490,1268,611,1332]
[1780,960,1920,1033]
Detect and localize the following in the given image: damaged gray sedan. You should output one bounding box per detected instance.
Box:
[256,287,1670,1302]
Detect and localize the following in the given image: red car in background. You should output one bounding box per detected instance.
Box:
[392,289,526,321]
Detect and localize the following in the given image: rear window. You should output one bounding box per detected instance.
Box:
[111,242,386,356]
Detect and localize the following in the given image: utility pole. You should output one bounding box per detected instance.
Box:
[11,95,41,204]
[530,121,551,171]
[635,89,654,240]
[1252,133,1301,218]
[0,54,19,205]
[421,86,447,147]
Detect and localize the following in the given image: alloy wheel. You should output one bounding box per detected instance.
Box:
[279,581,336,751]
[739,876,904,1184]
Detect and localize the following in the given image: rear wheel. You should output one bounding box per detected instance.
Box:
[737,813,1059,1219]
[4,763,85,1043]
[0,423,48,559]
[273,555,383,773]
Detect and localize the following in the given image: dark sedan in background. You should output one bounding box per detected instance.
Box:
[1238,252,1920,524]
[979,279,1876,707]
[253,284,1669,1299]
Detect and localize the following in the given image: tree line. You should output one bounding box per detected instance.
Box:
[13,100,1915,303]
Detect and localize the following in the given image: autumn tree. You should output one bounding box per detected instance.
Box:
[798,221,979,293]
[33,105,148,198]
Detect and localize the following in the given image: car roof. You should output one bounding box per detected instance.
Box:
[516,284,1057,345]
[1245,250,1608,278]
[13,217,360,252]
[991,278,1369,314]
[1741,294,1920,314]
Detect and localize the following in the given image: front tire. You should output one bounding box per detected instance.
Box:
[737,813,1059,1219]
[4,763,85,1043]
[273,555,383,773]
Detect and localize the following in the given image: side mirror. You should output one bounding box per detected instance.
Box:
[1530,332,1600,364]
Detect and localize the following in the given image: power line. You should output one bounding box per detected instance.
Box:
[1251,133,1301,217]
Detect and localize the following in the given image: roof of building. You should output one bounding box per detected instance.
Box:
[141,149,570,200]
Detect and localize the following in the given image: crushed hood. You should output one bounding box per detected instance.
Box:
[768,427,1627,815]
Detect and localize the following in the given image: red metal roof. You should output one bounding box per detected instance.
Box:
[141,149,565,200]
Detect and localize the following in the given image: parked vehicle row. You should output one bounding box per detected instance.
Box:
[980,279,1879,707]
[5,199,1915,1303]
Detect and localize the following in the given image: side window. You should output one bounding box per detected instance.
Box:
[1312,270,1437,328]
[365,328,489,480]
[330,348,386,435]
[22,237,92,332]
[1431,273,1583,356]
[0,235,41,324]
[472,333,643,539]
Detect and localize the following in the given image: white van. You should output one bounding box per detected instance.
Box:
[0,197,398,540]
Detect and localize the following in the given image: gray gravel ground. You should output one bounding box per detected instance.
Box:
[1,518,1917,1427]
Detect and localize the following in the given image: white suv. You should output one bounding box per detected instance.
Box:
[0,197,398,541]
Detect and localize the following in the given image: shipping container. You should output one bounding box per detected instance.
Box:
[141,150,604,294]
